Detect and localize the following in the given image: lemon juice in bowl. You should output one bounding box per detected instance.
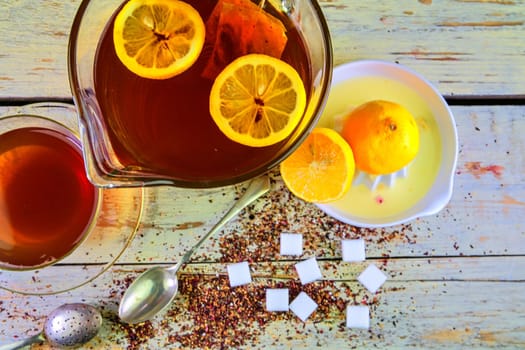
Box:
[317,75,443,220]
[69,0,332,188]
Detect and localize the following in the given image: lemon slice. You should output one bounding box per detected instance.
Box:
[280,128,355,203]
[209,54,307,147]
[113,0,205,79]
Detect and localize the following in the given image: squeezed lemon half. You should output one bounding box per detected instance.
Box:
[280,128,355,203]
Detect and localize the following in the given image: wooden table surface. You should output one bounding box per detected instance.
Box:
[1,0,524,349]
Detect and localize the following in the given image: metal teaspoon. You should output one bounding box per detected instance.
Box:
[118,175,271,324]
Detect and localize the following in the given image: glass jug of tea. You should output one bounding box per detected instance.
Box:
[69,0,332,188]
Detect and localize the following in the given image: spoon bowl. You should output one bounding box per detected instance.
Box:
[119,266,179,323]
[119,176,271,324]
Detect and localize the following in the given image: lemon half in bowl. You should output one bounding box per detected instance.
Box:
[315,60,458,228]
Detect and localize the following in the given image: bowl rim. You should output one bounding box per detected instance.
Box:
[316,59,458,228]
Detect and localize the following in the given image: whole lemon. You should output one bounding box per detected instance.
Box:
[341,100,420,175]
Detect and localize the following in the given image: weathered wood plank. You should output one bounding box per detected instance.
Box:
[324,0,525,96]
[1,257,525,349]
[0,0,524,98]
[0,104,524,267]
[0,1,79,99]
[142,105,525,259]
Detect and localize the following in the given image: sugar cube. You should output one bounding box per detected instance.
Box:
[358,264,387,293]
[341,239,366,262]
[265,288,289,312]
[227,261,252,287]
[289,292,318,322]
[294,257,323,285]
[346,305,370,329]
[280,232,303,256]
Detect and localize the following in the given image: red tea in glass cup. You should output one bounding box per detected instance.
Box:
[0,116,99,270]
[69,0,332,188]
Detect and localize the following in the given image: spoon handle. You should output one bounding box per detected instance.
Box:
[0,333,45,350]
[169,175,271,271]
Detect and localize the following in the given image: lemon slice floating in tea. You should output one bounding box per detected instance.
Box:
[113,0,205,79]
[280,128,355,203]
[209,54,307,147]
[342,100,420,175]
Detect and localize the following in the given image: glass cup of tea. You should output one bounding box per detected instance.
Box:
[0,110,100,271]
[0,103,144,294]
[68,0,332,188]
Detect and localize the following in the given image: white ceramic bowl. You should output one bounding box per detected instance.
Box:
[316,60,458,228]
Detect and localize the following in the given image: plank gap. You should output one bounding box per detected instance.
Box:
[445,95,525,105]
[1,96,525,107]
[0,97,74,106]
